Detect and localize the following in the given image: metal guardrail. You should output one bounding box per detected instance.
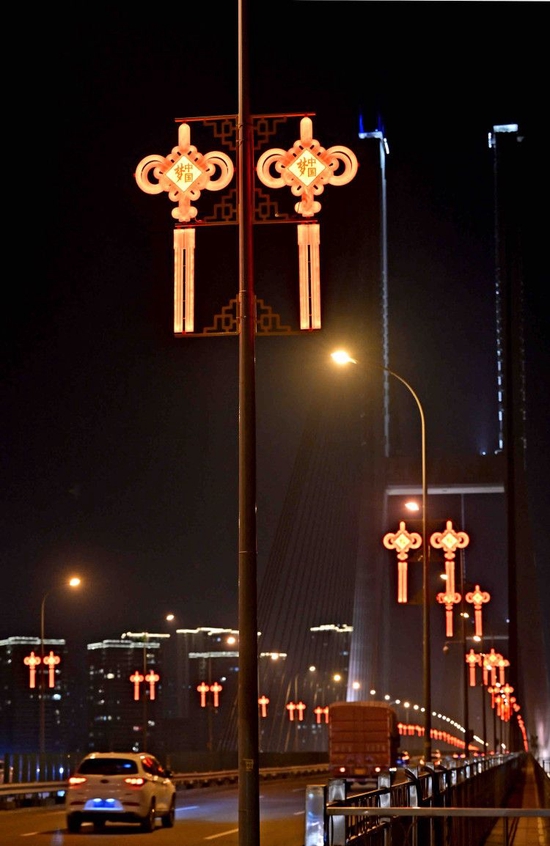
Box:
[0,762,329,808]
[305,753,550,846]
[323,807,550,846]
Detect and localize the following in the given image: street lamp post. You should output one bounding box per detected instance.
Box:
[142,632,149,752]
[331,351,431,763]
[39,576,81,756]
[237,2,261,844]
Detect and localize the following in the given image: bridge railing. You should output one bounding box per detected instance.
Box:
[305,753,550,846]
[0,761,329,809]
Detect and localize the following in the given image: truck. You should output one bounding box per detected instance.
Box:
[328,700,400,781]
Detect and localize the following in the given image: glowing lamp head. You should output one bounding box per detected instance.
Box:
[331,350,356,366]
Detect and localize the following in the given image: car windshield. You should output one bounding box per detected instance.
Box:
[77,758,139,776]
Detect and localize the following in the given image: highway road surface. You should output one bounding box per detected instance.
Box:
[0,774,321,845]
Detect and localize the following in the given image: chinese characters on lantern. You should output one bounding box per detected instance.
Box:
[135,115,357,336]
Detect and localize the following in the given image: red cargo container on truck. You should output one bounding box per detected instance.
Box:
[328,701,400,781]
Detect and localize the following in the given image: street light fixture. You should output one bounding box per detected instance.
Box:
[39,576,81,756]
[331,350,432,763]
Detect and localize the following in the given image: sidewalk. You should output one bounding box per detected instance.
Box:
[484,756,550,846]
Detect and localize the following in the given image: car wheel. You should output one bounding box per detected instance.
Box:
[67,814,82,833]
[161,797,175,828]
[141,801,155,832]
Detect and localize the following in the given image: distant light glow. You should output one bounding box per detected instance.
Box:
[331,350,357,366]
[493,123,519,133]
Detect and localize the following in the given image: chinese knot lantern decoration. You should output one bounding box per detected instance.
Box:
[383,521,422,603]
[145,670,160,700]
[130,671,145,701]
[135,122,234,334]
[465,648,482,686]
[314,706,329,724]
[286,701,307,721]
[130,669,160,700]
[465,584,491,637]
[256,116,357,330]
[482,648,502,687]
[43,650,61,688]
[258,695,270,717]
[431,520,470,636]
[196,681,223,708]
[24,651,41,689]
[437,589,462,636]
[430,520,470,595]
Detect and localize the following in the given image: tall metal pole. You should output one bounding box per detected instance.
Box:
[143,632,148,751]
[384,366,431,764]
[39,591,49,756]
[332,353,431,762]
[237,0,260,843]
[459,496,470,753]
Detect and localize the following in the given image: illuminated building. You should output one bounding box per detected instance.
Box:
[0,637,70,754]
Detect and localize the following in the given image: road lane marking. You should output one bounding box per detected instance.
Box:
[205,828,239,839]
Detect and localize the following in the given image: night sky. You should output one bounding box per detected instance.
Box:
[2,0,548,691]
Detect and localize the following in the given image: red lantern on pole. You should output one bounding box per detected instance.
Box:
[383,520,422,603]
[130,671,144,701]
[465,584,491,637]
[24,651,41,689]
[436,590,462,636]
[145,670,160,700]
[210,681,223,708]
[430,520,470,596]
[197,681,210,708]
[43,651,60,688]
[465,648,481,686]
[314,706,329,724]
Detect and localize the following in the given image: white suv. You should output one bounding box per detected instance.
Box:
[66,751,176,832]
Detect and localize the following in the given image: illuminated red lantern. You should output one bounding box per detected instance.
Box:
[258,695,270,717]
[197,681,210,708]
[436,590,462,636]
[465,584,490,637]
[130,671,144,701]
[210,681,223,708]
[43,651,60,688]
[465,648,482,686]
[145,670,160,700]
[383,521,422,603]
[24,651,41,689]
[430,520,470,596]
[314,706,329,724]
[256,117,358,331]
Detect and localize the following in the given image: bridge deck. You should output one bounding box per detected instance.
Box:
[484,757,550,846]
